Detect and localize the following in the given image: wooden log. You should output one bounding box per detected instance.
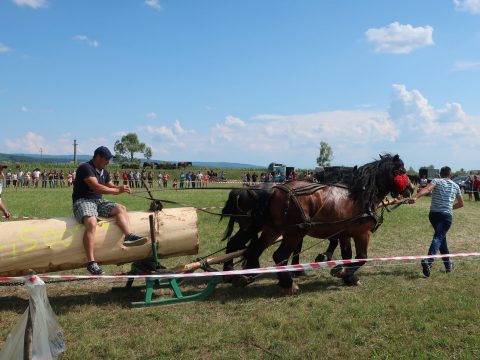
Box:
[172,236,283,274]
[0,208,199,276]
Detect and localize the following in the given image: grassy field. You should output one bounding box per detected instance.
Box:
[1,183,479,359]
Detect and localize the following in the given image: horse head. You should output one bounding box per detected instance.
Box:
[351,153,409,211]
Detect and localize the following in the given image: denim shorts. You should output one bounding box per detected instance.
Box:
[73,198,117,223]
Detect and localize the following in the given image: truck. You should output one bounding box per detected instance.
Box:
[267,162,295,182]
[419,167,440,181]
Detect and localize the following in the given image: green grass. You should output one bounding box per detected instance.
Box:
[1,185,480,359]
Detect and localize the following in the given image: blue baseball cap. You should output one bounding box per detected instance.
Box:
[94,146,113,160]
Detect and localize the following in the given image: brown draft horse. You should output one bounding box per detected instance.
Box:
[242,154,408,295]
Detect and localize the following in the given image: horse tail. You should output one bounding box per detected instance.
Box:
[219,190,241,241]
[220,216,236,242]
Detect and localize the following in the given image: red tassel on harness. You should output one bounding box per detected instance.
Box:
[393,174,408,193]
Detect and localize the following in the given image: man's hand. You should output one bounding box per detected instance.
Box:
[118,185,132,194]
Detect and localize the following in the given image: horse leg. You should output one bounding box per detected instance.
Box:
[223,228,255,272]
[343,233,370,286]
[315,237,339,262]
[234,228,278,287]
[291,239,306,278]
[272,234,303,295]
[330,237,350,278]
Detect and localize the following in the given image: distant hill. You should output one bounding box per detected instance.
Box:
[0,153,264,169]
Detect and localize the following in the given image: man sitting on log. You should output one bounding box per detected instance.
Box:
[72,146,147,275]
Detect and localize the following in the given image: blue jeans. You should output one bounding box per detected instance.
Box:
[427,212,452,269]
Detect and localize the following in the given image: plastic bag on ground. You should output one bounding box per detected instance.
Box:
[0,275,65,360]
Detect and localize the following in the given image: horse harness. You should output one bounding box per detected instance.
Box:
[273,182,382,232]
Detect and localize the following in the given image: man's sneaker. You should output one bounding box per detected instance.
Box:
[421,259,431,277]
[446,263,455,273]
[123,233,148,247]
[87,261,105,275]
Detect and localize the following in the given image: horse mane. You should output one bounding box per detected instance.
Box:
[349,153,403,212]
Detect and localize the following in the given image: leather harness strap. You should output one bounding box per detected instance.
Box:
[273,182,381,231]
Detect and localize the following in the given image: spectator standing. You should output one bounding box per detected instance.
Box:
[0,167,11,218]
[415,166,463,277]
[162,173,169,188]
[113,170,120,186]
[473,175,480,202]
[6,170,11,188]
[67,171,74,187]
[179,171,185,189]
[157,172,163,187]
[147,171,154,188]
[41,170,47,188]
[33,169,40,188]
[464,176,473,201]
[12,172,18,190]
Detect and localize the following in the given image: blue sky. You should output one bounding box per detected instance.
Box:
[1,0,480,170]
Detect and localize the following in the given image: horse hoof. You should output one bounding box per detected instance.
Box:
[282,283,300,296]
[330,266,346,278]
[343,275,360,286]
[315,253,327,262]
[315,253,332,262]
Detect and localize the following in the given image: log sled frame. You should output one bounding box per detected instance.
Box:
[115,214,224,307]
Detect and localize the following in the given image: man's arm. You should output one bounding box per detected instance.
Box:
[453,193,464,210]
[84,176,131,195]
[416,182,435,199]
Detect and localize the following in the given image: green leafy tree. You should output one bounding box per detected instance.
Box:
[316,141,333,167]
[144,147,153,160]
[113,133,152,162]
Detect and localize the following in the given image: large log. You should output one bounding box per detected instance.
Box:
[0,208,199,276]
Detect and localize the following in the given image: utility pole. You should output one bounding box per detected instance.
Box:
[40,148,43,162]
[73,139,78,165]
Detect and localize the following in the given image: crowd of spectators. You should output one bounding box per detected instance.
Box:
[0,168,229,190]
[1,167,318,191]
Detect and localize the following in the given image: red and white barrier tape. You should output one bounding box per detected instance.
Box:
[1,252,479,282]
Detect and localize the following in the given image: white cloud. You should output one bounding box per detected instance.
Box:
[73,35,99,48]
[4,132,50,153]
[145,0,162,11]
[224,115,246,127]
[144,118,192,141]
[0,43,11,53]
[21,106,28,112]
[454,0,480,14]
[12,0,48,9]
[210,111,399,161]
[145,112,157,119]
[388,84,473,139]
[365,22,434,54]
[173,119,186,134]
[453,60,480,71]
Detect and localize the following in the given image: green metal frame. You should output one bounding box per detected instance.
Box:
[118,214,222,307]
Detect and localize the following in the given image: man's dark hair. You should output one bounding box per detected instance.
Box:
[440,166,452,178]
